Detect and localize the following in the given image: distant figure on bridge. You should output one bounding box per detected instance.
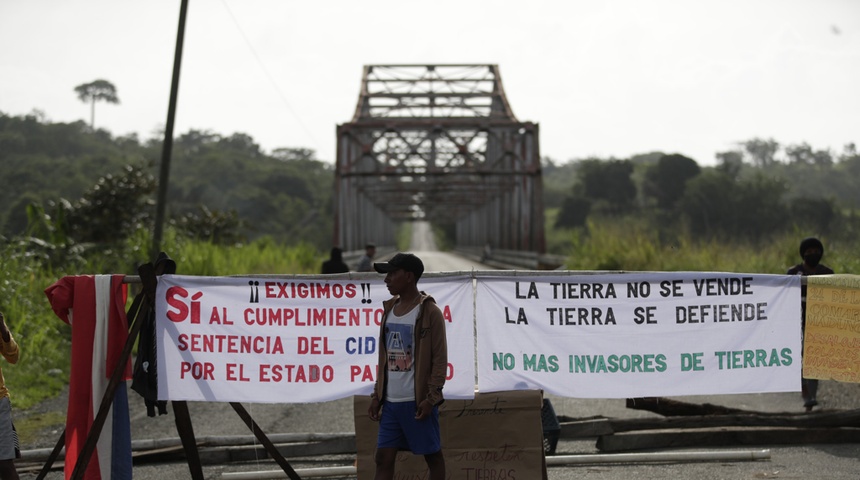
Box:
[356,243,376,272]
[321,247,349,274]
[368,253,447,480]
[481,242,493,263]
[787,236,834,412]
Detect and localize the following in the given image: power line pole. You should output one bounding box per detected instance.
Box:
[152,0,189,260]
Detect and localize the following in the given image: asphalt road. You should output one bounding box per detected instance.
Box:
[22,384,860,479]
[19,225,860,478]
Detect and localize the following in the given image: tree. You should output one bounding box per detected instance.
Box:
[678,171,735,237]
[555,195,591,229]
[66,164,156,244]
[840,143,857,161]
[272,147,317,162]
[788,196,836,234]
[577,159,636,213]
[715,150,744,180]
[834,144,860,208]
[679,171,788,240]
[219,132,261,157]
[74,79,120,129]
[742,138,779,167]
[643,154,701,210]
[785,142,833,167]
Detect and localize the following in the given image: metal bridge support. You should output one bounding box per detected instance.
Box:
[335,64,545,253]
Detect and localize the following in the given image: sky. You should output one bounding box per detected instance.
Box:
[2,0,858,166]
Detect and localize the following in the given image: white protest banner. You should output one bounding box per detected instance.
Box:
[155,274,475,403]
[476,272,801,398]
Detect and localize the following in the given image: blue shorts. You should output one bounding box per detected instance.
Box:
[377,401,441,455]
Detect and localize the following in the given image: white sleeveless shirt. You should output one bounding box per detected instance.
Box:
[383,304,420,402]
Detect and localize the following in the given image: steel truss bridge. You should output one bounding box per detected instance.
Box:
[334,64,544,254]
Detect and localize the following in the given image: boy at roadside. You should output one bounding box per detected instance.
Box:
[0,312,20,480]
[367,253,447,480]
[787,237,834,411]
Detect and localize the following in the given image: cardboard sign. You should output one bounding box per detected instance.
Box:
[805,275,860,383]
[354,390,547,480]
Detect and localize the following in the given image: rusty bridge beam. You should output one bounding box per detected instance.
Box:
[334,64,544,253]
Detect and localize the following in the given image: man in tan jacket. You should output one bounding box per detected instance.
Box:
[367,253,447,480]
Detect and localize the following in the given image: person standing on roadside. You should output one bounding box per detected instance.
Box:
[357,243,377,272]
[0,312,20,480]
[367,253,447,480]
[321,247,350,274]
[787,237,834,411]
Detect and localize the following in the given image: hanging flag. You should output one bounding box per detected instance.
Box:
[45,275,132,480]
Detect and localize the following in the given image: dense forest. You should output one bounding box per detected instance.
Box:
[541,139,860,253]
[2,110,859,264]
[0,111,334,265]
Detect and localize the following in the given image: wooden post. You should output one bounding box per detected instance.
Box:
[34,430,64,480]
[172,401,204,479]
[230,402,303,480]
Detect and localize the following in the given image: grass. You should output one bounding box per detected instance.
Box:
[549,216,854,275]
[166,235,320,276]
[1,245,71,410]
[14,410,65,445]
[1,230,325,412]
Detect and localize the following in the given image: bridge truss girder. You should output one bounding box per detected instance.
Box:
[334,65,545,253]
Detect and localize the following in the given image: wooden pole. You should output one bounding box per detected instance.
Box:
[34,430,64,480]
[152,0,189,260]
[230,403,303,480]
[172,401,205,480]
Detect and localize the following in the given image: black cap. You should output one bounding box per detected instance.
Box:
[799,237,824,257]
[374,253,424,280]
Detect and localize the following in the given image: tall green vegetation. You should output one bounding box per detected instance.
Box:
[0,244,70,409]
[554,218,857,274]
[0,233,322,410]
[546,139,860,249]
